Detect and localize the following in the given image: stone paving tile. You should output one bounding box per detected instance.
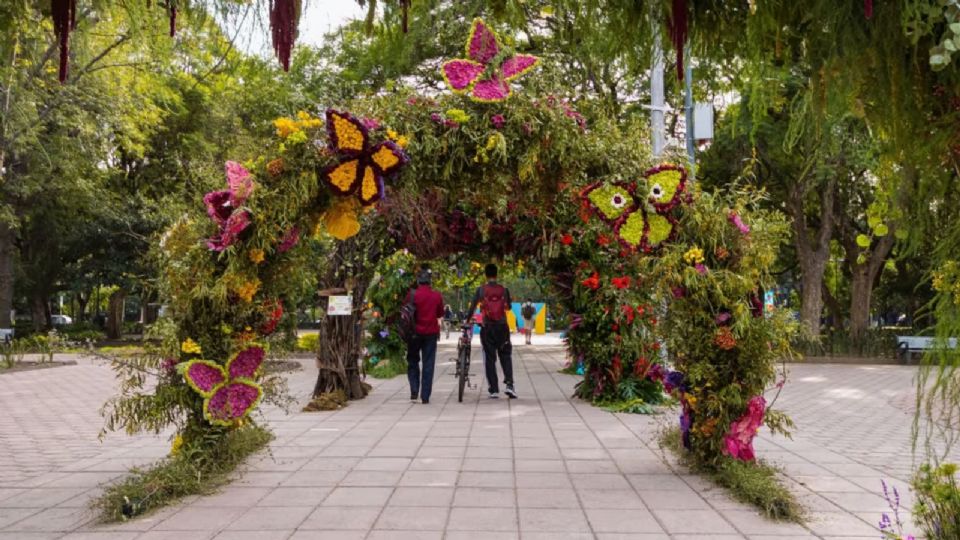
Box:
[3,345,953,538]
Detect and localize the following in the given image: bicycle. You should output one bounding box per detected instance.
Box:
[453,324,474,402]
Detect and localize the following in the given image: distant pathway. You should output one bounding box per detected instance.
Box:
[0,338,946,539]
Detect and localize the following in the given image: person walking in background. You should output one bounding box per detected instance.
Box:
[521,298,536,345]
[443,304,454,339]
[405,269,444,404]
[466,263,517,399]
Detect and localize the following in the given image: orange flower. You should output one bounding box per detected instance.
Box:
[714,327,737,350]
[267,158,284,177]
[581,271,600,290]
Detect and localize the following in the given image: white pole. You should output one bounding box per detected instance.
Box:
[650,22,666,158]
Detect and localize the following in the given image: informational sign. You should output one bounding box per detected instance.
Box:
[327,295,353,316]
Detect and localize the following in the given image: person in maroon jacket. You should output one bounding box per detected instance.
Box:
[405,268,444,404]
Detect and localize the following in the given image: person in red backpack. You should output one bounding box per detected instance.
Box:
[466,263,516,399]
[405,268,444,404]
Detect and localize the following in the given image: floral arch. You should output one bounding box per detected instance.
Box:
[103,17,794,519]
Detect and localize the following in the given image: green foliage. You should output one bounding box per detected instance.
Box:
[95,424,272,522]
[363,250,417,375]
[661,427,804,522]
[295,333,319,352]
[912,462,960,540]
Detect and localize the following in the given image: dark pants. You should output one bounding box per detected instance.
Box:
[480,323,513,393]
[407,334,438,401]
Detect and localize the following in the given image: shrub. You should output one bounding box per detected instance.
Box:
[95,424,272,521]
[296,333,319,352]
[912,462,960,540]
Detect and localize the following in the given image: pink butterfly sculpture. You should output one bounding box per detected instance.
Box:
[180,345,265,426]
[441,18,539,102]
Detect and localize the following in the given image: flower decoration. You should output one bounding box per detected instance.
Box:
[440,18,540,102]
[561,234,574,246]
[321,198,362,240]
[278,226,300,253]
[646,164,687,213]
[204,162,255,252]
[248,248,265,265]
[179,345,266,426]
[321,109,409,206]
[581,272,600,290]
[729,211,751,235]
[233,278,261,303]
[715,246,730,260]
[683,247,705,265]
[714,327,737,350]
[260,299,283,335]
[490,114,505,129]
[266,158,284,177]
[722,395,766,461]
[611,276,631,289]
[181,338,202,356]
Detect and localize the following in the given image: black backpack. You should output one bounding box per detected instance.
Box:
[397,289,417,342]
[521,303,536,319]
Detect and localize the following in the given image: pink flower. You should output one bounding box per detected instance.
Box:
[729,212,750,235]
[361,117,381,130]
[229,346,265,379]
[722,396,766,461]
[695,263,708,275]
[225,161,253,207]
[490,114,505,129]
[430,112,442,123]
[406,97,418,105]
[204,190,233,225]
[207,211,251,252]
[443,119,459,128]
[278,226,300,253]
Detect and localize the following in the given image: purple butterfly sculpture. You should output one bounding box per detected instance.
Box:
[180,345,265,426]
[441,18,539,102]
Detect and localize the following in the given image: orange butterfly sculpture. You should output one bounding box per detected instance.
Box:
[322,109,409,206]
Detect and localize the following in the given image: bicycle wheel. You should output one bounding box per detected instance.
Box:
[457,346,468,402]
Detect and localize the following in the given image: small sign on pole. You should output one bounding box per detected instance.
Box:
[327,295,353,316]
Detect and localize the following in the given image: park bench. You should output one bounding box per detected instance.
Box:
[896,336,957,363]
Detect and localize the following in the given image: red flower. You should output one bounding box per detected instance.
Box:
[633,356,650,377]
[612,323,619,331]
[611,276,631,289]
[581,272,600,290]
[621,304,635,324]
[561,234,574,246]
[637,305,646,316]
[597,234,611,247]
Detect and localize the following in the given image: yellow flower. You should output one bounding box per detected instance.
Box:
[386,129,399,140]
[322,199,361,240]
[273,117,300,138]
[683,247,705,265]
[170,435,184,456]
[181,338,202,355]
[445,108,471,123]
[395,135,409,148]
[248,248,265,265]
[234,278,262,303]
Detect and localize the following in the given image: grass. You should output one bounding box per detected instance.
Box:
[94,425,273,522]
[367,358,407,379]
[660,427,805,522]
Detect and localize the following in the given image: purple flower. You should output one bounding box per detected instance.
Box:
[207,210,251,252]
[430,112,442,124]
[204,190,233,225]
[379,329,390,338]
[522,122,533,135]
[186,362,226,393]
[664,371,685,393]
[695,263,708,275]
[490,114,505,129]
[729,212,751,235]
[715,312,732,325]
[278,226,300,253]
[680,406,692,449]
[229,346,265,379]
[672,286,686,298]
[361,117,381,131]
[161,357,177,373]
[207,382,260,421]
[443,119,459,128]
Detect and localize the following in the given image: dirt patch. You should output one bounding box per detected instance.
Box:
[0,360,78,375]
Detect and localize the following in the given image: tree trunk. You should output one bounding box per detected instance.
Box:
[75,293,88,323]
[106,289,125,339]
[312,234,383,401]
[798,255,829,338]
[848,266,872,344]
[0,222,14,329]
[786,174,836,339]
[30,293,49,332]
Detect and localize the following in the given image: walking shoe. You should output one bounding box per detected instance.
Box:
[504,386,517,399]
[422,399,429,404]
[410,394,418,402]
[488,392,499,399]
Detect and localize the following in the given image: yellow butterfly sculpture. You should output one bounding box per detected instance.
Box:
[322,109,409,206]
[582,164,688,252]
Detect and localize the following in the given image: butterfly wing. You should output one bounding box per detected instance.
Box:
[181,360,227,397]
[615,211,646,249]
[358,163,384,206]
[645,164,687,213]
[227,346,265,379]
[583,182,638,222]
[502,54,539,81]
[642,212,676,251]
[323,158,362,195]
[325,109,368,155]
[203,379,263,426]
[466,18,500,63]
[368,141,409,177]
[442,59,485,93]
[471,75,511,102]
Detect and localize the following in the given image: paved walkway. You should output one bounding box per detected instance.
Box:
[0,337,948,539]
